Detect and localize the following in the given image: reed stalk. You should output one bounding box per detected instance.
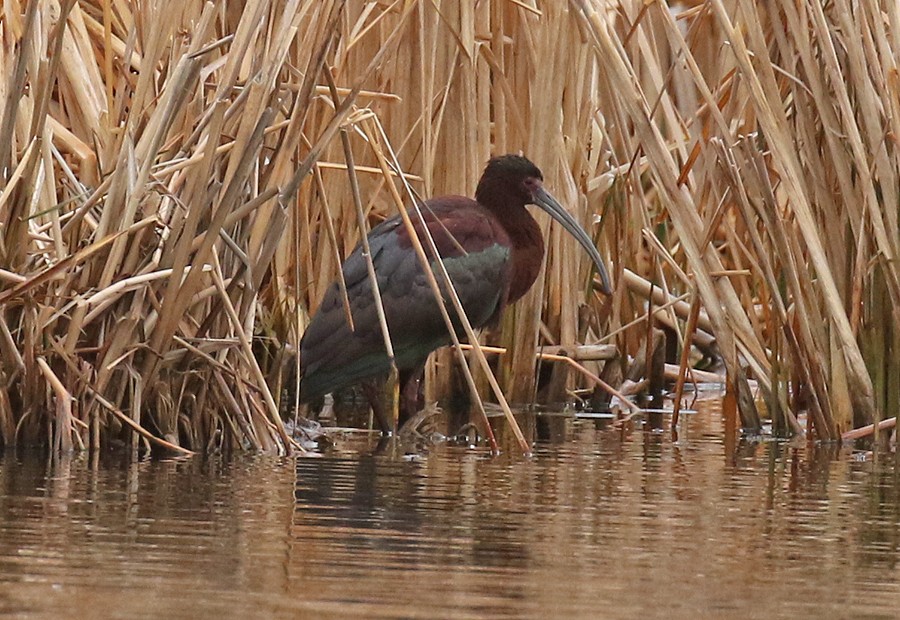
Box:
[1,0,896,451]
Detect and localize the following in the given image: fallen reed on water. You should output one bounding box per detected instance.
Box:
[0,0,896,453]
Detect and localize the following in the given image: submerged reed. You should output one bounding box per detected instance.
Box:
[0,0,895,452]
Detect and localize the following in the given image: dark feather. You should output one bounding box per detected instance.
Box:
[299,197,511,402]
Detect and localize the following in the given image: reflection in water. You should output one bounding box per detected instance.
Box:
[0,404,897,618]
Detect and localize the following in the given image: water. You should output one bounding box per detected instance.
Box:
[0,403,898,619]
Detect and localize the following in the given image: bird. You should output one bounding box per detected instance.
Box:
[298,154,612,434]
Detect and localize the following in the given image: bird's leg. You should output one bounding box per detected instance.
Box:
[398,362,426,429]
[361,381,394,436]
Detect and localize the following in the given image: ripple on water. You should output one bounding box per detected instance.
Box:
[0,407,897,619]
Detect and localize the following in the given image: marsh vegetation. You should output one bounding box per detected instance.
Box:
[0,1,897,453]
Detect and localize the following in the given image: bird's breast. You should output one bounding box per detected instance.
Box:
[503,215,545,304]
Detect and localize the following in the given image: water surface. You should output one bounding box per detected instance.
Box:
[0,403,898,619]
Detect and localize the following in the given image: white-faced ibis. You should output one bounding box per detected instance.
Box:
[299,154,612,433]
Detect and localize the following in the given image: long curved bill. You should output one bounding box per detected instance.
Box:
[532,186,613,295]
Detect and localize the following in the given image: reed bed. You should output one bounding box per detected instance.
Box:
[0,0,896,453]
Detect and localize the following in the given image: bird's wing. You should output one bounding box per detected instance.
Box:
[299,198,511,401]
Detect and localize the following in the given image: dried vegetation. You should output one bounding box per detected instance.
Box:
[0,0,896,452]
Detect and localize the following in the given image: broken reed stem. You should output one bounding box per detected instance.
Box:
[36,357,74,453]
[842,417,897,442]
[459,344,642,415]
[312,164,354,334]
[672,293,702,429]
[541,353,644,415]
[598,288,712,348]
[340,135,400,429]
[97,395,196,456]
[68,374,195,456]
[663,364,727,384]
[327,68,400,431]
[210,255,296,454]
[622,269,713,333]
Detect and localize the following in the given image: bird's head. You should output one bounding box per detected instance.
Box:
[476,154,613,295]
[477,154,545,206]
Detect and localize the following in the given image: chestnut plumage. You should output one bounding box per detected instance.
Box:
[299,154,611,432]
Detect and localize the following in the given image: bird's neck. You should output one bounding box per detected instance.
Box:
[481,198,545,304]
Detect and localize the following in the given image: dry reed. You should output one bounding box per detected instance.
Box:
[0,0,896,453]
